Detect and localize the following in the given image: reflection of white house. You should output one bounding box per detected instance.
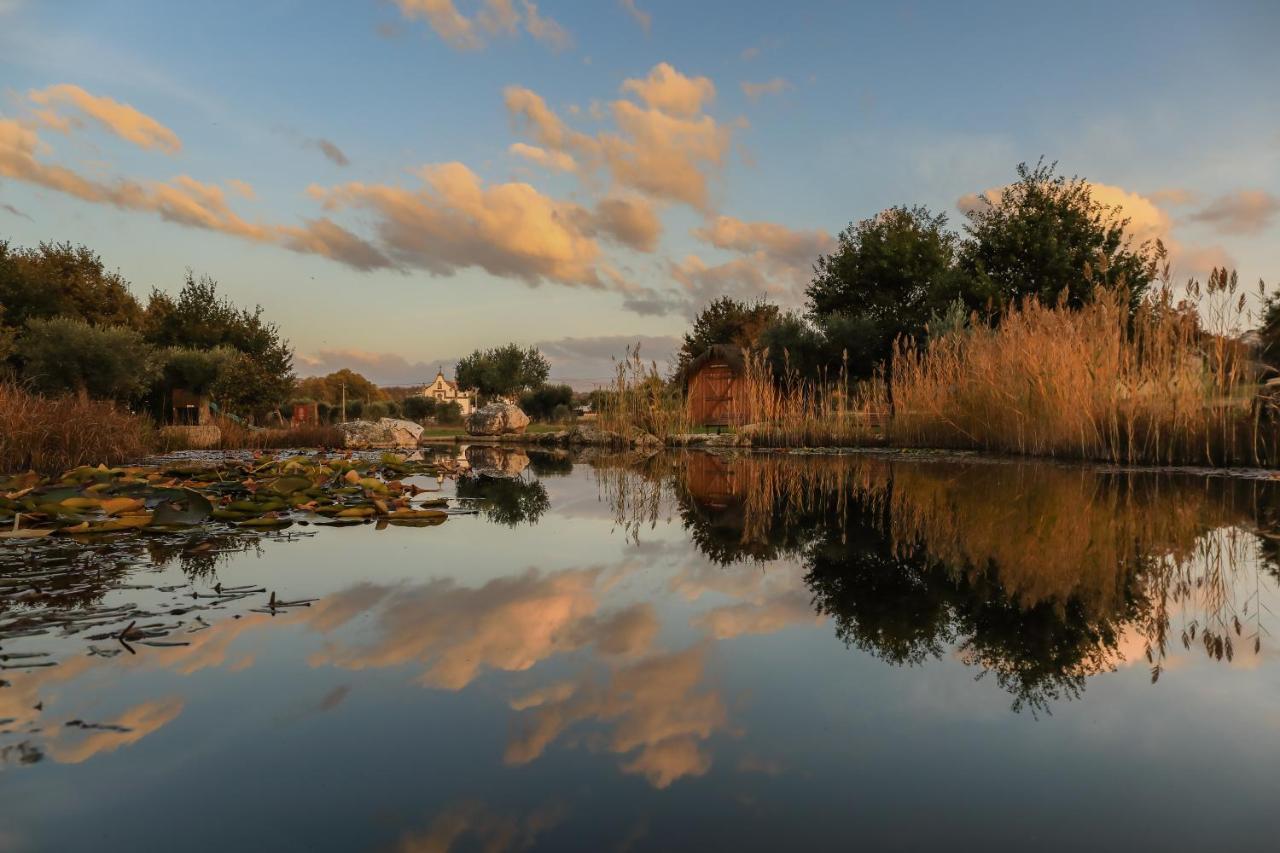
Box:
[419,370,477,415]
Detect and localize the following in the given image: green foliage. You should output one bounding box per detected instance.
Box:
[19,317,157,401]
[364,401,391,420]
[455,344,549,399]
[958,160,1160,311]
[806,205,961,379]
[402,395,436,421]
[677,297,779,374]
[0,241,143,332]
[519,384,574,421]
[144,272,294,417]
[758,313,832,382]
[160,346,238,395]
[437,401,463,425]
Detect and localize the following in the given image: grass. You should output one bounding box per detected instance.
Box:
[0,382,155,473]
[208,417,345,450]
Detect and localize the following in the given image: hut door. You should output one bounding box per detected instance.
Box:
[699,363,735,426]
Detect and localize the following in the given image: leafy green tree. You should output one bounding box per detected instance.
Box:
[19,317,157,401]
[806,205,961,380]
[519,384,574,420]
[758,313,832,382]
[402,395,437,421]
[437,401,463,425]
[295,368,385,407]
[958,160,1160,312]
[676,297,779,374]
[144,272,294,417]
[160,346,238,395]
[0,241,143,331]
[455,344,549,399]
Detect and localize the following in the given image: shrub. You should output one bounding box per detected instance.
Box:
[19,317,157,401]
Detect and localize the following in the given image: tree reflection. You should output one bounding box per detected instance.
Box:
[455,475,550,527]
[605,451,1280,713]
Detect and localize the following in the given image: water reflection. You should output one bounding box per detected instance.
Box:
[604,451,1280,712]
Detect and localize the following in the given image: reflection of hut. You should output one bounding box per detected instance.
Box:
[683,344,749,428]
[170,388,211,425]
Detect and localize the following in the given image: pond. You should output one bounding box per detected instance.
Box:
[2,447,1279,850]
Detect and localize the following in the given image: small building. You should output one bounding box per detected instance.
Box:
[683,344,750,428]
[419,369,477,415]
[170,388,212,426]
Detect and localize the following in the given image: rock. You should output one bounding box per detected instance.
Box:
[465,401,531,436]
[530,430,571,446]
[567,424,628,448]
[668,432,751,448]
[464,445,530,478]
[338,418,424,448]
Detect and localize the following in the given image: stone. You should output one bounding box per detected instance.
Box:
[567,424,628,448]
[338,417,424,448]
[465,401,531,436]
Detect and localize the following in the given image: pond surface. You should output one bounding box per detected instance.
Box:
[3,447,1280,851]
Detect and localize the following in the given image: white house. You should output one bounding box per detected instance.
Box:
[418,369,477,415]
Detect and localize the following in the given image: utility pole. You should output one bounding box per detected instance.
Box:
[341,381,347,422]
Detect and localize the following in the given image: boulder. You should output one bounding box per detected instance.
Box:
[567,424,627,448]
[465,401,531,436]
[338,417,424,448]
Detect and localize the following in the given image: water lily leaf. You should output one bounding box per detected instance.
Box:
[336,507,375,518]
[59,496,101,510]
[238,515,293,529]
[100,497,145,516]
[152,490,213,526]
[386,508,448,520]
[265,476,312,495]
[89,513,153,532]
[387,517,447,527]
[0,528,54,540]
[211,509,250,521]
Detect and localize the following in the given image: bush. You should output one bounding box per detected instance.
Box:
[364,401,390,420]
[519,384,574,420]
[19,317,157,401]
[437,401,463,425]
[403,395,436,421]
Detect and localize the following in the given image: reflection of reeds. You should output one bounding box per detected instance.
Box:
[599,451,1278,672]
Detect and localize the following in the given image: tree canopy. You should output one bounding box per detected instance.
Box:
[676,297,779,374]
[455,344,549,399]
[0,241,143,332]
[19,317,157,401]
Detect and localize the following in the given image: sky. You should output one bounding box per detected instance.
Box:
[1,0,1277,388]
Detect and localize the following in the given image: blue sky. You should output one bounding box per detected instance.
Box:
[1,0,1277,386]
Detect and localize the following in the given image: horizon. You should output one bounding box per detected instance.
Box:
[1,0,1277,386]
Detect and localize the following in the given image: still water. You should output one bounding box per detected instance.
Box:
[2,447,1279,851]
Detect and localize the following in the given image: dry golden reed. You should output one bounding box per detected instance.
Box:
[890,275,1271,466]
[0,382,154,473]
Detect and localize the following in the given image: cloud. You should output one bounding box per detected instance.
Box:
[395,801,567,853]
[693,590,824,639]
[226,178,255,199]
[395,0,570,52]
[305,569,658,689]
[506,70,734,211]
[394,0,481,49]
[310,162,606,286]
[47,698,185,764]
[1149,188,1197,207]
[589,196,662,252]
[740,46,760,61]
[521,0,572,52]
[693,214,833,269]
[312,138,350,166]
[504,645,728,788]
[620,62,715,118]
[1187,190,1280,236]
[619,0,651,34]
[27,83,181,154]
[740,78,790,100]
[508,141,576,172]
[0,116,389,270]
[535,333,680,385]
[296,348,441,384]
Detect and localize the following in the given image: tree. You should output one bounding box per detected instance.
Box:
[519,384,574,421]
[0,241,143,332]
[20,317,157,401]
[295,368,385,407]
[758,313,832,383]
[455,344,549,399]
[676,297,779,374]
[806,206,962,380]
[144,272,294,417]
[402,395,437,421]
[437,401,463,425]
[160,346,238,395]
[958,160,1160,313]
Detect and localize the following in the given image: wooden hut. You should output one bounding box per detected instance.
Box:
[683,344,750,428]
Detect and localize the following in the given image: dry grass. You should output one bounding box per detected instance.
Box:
[596,345,691,438]
[730,351,888,447]
[0,382,154,473]
[890,275,1272,466]
[210,416,344,450]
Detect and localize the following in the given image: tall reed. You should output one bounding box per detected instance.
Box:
[890,273,1272,466]
[0,382,154,473]
[596,345,691,438]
